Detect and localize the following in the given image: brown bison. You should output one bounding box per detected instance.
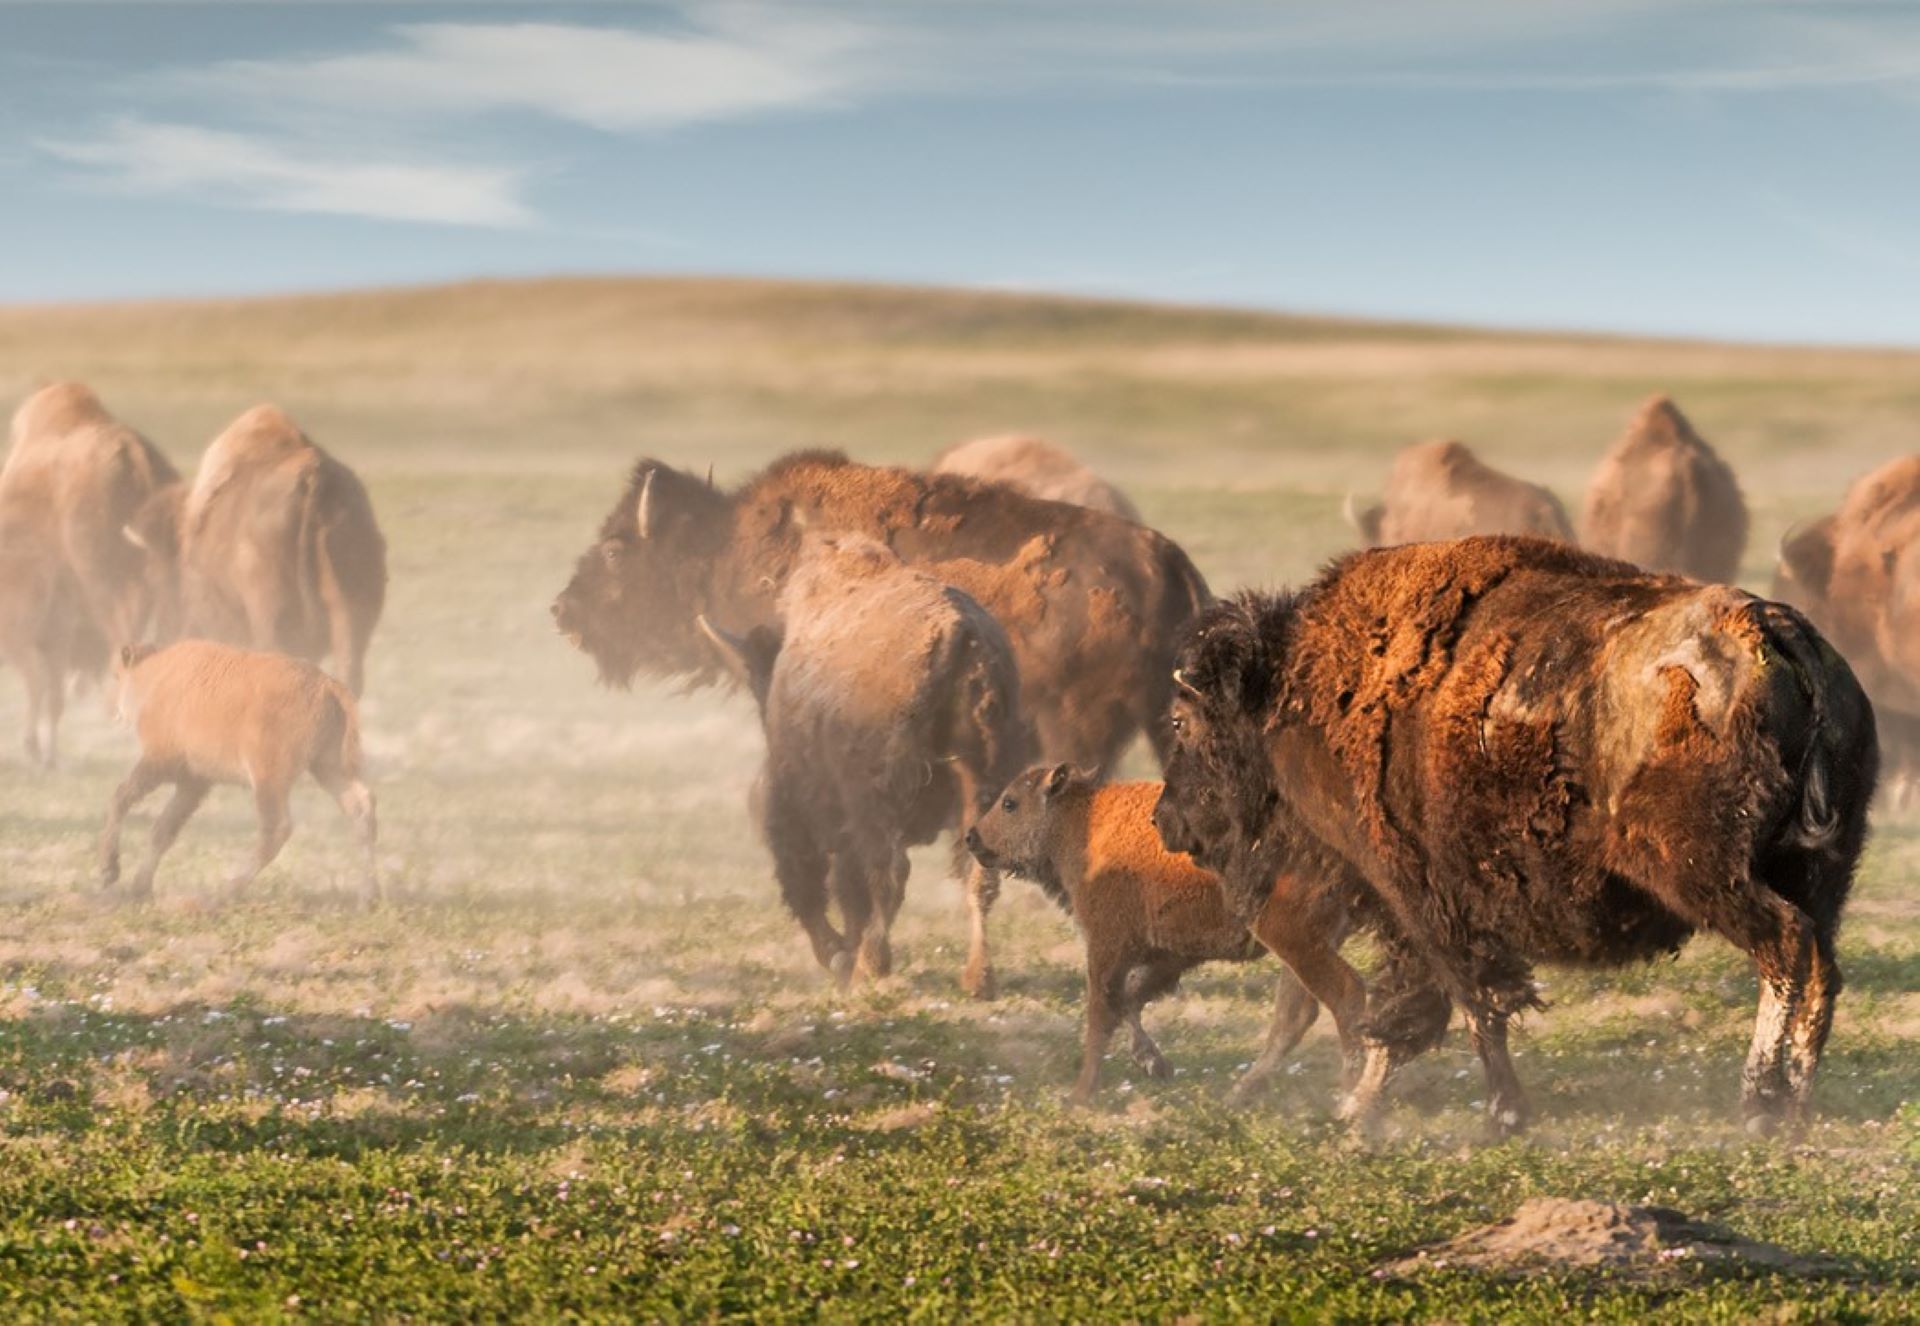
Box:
[966,767,1360,1105]
[931,434,1142,522]
[696,534,1027,991]
[1346,440,1572,546]
[1154,537,1874,1136]
[98,640,378,903]
[146,406,387,696]
[1582,395,1748,582]
[552,451,1209,772]
[0,383,179,763]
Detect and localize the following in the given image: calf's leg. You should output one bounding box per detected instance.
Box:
[1120,955,1189,1080]
[228,777,294,895]
[1071,944,1131,1105]
[316,770,380,906]
[99,759,166,886]
[961,860,1000,1001]
[1226,968,1320,1105]
[126,776,211,900]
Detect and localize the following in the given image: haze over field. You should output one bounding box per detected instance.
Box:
[0,277,1916,1316]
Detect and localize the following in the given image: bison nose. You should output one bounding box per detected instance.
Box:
[550,600,564,620]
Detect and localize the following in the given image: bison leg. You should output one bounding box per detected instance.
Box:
[14,644,59,769]
[317,771,380,908]
[1786,930,1842,1121]
[837,848,895,984]
[960,861,1000,1001]
[1464,1005,1531,1138]
[229,778,295,895]
[98,759,166,888]
[1340,945,1453,1134]
[1234,880,1364,1103]
[127,776,211,900]
[766,795,850,984]
[1071,943,1132,1105]
[1120,955,1187,1081]
[1227,968,1321,1106]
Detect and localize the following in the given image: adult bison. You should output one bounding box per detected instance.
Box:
[697,534,1027,992]
[1154,536,1874,1136]
[932,434,1141,522]
[0,383,178,764]
[1345,440,1572,546]
[1582,395,1747,582]
[551,451,1209,772]
[146,406,387,697]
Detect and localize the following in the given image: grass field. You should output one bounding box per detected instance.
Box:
[0,276,1917,1320]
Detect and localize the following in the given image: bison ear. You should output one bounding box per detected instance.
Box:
[1043,763,1073,800]
[636,469,658,540]
[118,645,135,669]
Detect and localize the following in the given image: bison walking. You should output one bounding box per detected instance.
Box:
[1,384,179,764]
[1345,440,1572,547]
[139,406,388,697]
[1582,395,1747,582]
[1154,537,1874,1136]
[552,450,1208,772]
[697,535,1027,992]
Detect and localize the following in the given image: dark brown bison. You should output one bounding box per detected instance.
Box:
[1346,440,1572,546]
[965,768,1358,1105]
[697,534,1028,992]
[0,383,179,764]
[1153,537,1874,1137]
[552,450,1209,772]
[932,434,1142,522]
[155,406,387,697]
[1582,395,1747,582]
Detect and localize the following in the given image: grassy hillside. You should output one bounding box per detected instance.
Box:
[0,277,1916,1320]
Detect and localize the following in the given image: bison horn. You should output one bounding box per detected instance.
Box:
[121,523,149,552]
[1173,668,1202,700]
[705,463,715,490]
[1341,491,1365,534]
[1777,520,1809,562]
[694,613,748,679]
[636,468,657,540]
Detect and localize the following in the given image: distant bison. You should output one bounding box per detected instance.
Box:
[0,383,179,764]
[1346,440,1572,546]
[143,406,387,697]
[552,451,1209,772]
[932,434,1141,522]
[98,640,378,904]
[698,534,1027,992]
[966,766,1360,1104]
[1582,395,1747,582]
[1155,537,1874,1136]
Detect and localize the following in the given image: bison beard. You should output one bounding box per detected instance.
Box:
[1156,536,1875,1136]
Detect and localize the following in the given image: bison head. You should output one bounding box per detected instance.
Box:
[122,481,186,642]
[551,461,735,687]
[1152,592,1295,920]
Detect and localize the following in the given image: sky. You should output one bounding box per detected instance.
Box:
[3,1,1920,343]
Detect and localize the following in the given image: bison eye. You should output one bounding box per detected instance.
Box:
[1169,715,1185,732]
[1001,795,1018,812]
[600,541,624,568]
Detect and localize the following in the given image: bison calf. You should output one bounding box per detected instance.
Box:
[966,766,1362,1105]
[98,640,378,903]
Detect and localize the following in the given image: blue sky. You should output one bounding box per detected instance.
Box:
[4,2,1920,343]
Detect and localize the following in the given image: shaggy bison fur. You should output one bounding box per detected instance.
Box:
[966,766,1361,1104]
[1582,395,1747,582]
[698,535,1027,992]
[1154,536,1875,1136]
[552,450,1208,773]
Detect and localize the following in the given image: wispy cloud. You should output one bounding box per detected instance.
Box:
[40,119,532,227]
[185,11,873,131]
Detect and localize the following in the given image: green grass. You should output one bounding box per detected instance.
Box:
[1,276,1918,1320]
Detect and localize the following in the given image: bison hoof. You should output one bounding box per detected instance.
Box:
[1743,1110,1782,1139]
[828,951,856,990]
[1139,1054,1173,1081]
[961,962,997,1001]
[1486,1104,1531,1140]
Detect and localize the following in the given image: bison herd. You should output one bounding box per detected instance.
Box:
[3,385,1912,1138]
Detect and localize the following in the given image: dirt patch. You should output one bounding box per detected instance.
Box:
[1380,1198,1842,1282]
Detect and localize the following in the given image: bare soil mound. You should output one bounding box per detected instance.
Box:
[1380,1198,1841,1282]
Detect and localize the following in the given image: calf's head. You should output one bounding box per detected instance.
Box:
[964,763,1090,878]
[551,461,733,686]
